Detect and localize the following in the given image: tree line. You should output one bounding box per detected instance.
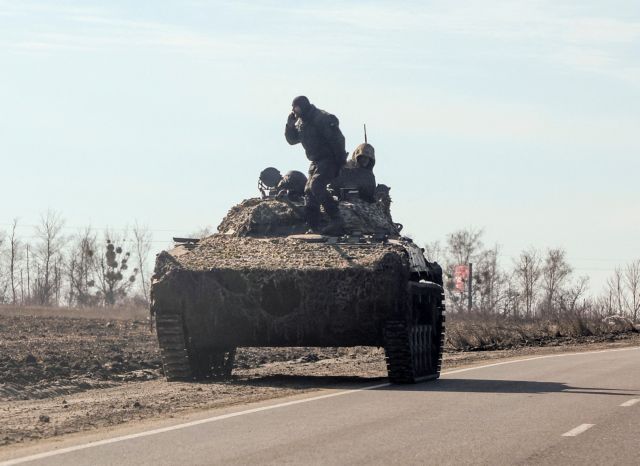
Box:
[1,214,637,322]
[0,211,152,307]
[425,228,640,323]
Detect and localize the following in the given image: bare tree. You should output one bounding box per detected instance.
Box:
[500,274,521,317]
[25,243,31,304]
[447,228,484,266]
[606,267,625,315]
[560,276,590,315]
[475,246,506,314]
[541,248,572,317]
[423,240,444,264]
[603,260,640,321]
[8,219,20,304]
[513,248,542,318]
[20,269,24,304]
[32,210,65,306]
[132,222,152,303]
[595,290,615,318]
[444,228,485,313]
[444,229,508,314]
[623,259,640,322]
[0,229,5,302]
[68,227,97,307]
[53,258,63,306]
[94,235,138,306]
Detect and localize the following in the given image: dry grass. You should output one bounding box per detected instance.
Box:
[445,313,638,351]
[1,305,635,354]
[0,305,149,321]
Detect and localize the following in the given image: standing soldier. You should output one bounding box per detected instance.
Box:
[285,96,347,234]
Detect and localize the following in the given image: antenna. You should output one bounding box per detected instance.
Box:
[363,124,368,144]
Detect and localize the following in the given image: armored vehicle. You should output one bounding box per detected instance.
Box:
[151,178,445,384]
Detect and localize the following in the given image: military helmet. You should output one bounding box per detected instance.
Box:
[351,143,375,169]
[291,96,311,116]
[259,167,283,197]
[292,96,310,108]
[259,167,283,188]
[279,170,307,195]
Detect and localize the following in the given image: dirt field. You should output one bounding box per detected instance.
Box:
[1,306,638,449]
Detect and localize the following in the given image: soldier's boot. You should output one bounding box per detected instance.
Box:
[304,203,322,234]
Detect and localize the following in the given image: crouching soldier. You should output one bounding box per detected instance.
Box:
[275,170,308,202]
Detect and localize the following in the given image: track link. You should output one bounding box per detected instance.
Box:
[384,283,446,383]
[155,313,192,381]
[384,320,418,383]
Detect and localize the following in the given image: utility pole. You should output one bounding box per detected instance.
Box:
[468,262,473,312]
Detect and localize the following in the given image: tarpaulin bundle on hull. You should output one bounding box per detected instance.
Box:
[216,197,399,237]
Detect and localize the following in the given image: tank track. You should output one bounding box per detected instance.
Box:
[383,283,446,383]
[155,312,237,381]
[155,313,192,381]
[190,348,236,379]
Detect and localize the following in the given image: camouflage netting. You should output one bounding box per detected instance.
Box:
[151,236,411,347]
[156,235,408,273]
[151,192,412,348]
[216,198,305,237]
[216,197,399,237]
[339,199,398,235]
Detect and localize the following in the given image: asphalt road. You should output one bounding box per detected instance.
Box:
[2,347,639,465]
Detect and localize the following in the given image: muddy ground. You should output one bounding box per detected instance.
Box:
[1,306,638,449]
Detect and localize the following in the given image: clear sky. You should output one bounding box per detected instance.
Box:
[1,0,639,292]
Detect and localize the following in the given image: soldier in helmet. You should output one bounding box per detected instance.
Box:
[350,142,375,170]
[331,142,377,202]
[285,96,348,235]
[275,170,308,201]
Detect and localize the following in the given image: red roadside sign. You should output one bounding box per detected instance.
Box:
[454,265,469,292]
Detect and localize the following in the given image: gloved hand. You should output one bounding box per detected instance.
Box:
[286,112,297,127]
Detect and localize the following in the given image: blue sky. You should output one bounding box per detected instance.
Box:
[1,0,639,291]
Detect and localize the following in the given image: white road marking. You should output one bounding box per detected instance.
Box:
[1,345,638,466]
[562,424,595,437]
[620,398,640,407]
[0,383,390,466]
[442,346,640,376]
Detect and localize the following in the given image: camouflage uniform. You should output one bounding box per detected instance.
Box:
[351,143,375,170]
[331,143,377,202]
[285,97,347,228]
